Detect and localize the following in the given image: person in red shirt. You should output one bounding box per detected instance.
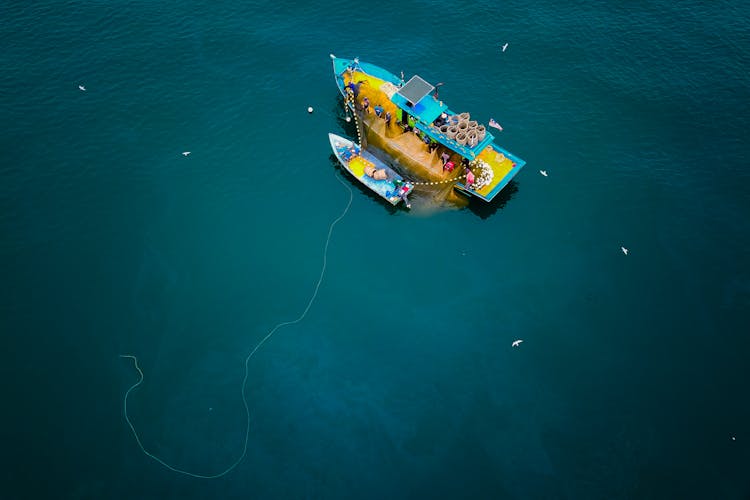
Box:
[465,168,475,189]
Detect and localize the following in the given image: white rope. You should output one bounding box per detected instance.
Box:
[120,173,354,478]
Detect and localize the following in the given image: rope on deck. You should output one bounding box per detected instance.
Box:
[410,173,467,187]
[344,89,365,148]
[344,86,493,190]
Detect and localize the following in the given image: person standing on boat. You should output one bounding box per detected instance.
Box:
[441,151,450,166]
[362,96,370,113]
[346,80,365,97]
[385,111,392,125]
[391,179,411,208]
[374,104,384,117]
[465,168,475,190]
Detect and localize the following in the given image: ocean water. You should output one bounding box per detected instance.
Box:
[1,0,749,498]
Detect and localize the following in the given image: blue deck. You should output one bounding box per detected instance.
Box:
[331,56,401,97]
[391,92,447,125]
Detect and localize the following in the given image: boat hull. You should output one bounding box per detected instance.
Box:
[328,133,413,207]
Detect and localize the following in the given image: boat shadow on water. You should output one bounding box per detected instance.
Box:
[466,180,519,219]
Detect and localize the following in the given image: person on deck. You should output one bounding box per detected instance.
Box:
[398,184,411,208]
[385,111,392,125]
[441,152,450,166]
[434,112,448,127]
[346,80,366,97]
[465,168,475,190]
[389,179,411,208]
[374,104,384,117]
[362,96,370,113]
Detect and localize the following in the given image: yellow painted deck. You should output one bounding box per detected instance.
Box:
[471,146,516,198]
[345,70,446,177]
[343,69,526,205]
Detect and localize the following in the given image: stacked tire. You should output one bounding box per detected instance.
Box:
[454,113,486,146]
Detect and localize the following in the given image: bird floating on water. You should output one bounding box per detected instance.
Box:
[501,43,509,52]
[540,170,548,177]
[512,339,523,347]
[182,151,191,156]
[731,436,736,441]
[78,85,86,91]
[621,246,629,255]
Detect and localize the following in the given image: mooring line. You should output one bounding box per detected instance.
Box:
[120,173,354,478]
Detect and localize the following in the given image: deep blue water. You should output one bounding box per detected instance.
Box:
[2,0,749,498]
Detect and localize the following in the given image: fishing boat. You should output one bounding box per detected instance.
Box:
[330,55,525,203]
[329,133,414,207]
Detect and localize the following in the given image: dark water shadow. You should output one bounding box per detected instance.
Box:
[331,99,359,139]
[466,181,520,220]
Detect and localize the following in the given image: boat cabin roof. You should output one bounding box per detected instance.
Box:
[395,75,434,105]
[389,74,494,159]
[391,75,448,125]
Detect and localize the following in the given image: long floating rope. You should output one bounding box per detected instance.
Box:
[120,173,354,479]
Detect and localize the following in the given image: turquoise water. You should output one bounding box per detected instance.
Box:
[2,0,749,498]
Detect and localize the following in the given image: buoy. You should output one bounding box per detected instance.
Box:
[308,107,314,113]
[345,116,351,122]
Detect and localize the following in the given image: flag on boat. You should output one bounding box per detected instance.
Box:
[488,118,503,131]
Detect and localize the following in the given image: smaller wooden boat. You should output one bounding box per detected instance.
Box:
[328,133,413,208]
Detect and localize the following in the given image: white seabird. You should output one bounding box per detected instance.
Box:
[621,246,629,255]
[502,43,509,52]
[78,85,86,91]
[512,339,523,347]
[182,151,191,156]
[539,170,548,177]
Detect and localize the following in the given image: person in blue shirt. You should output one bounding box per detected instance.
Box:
[374,104,384,117]
[346,80,366,97]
